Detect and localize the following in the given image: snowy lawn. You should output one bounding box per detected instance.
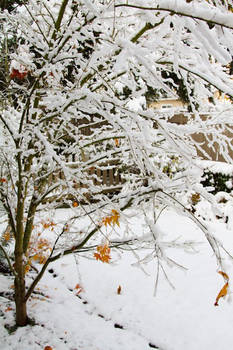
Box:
[1,207,233,350]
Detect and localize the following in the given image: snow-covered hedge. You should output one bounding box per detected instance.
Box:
[199,161,233,194]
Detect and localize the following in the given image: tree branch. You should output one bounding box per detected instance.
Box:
[115,2,233,30]
[158,60,233,99]
[24,186,161,301]
[52,0,70,41]
[0,244,16,277]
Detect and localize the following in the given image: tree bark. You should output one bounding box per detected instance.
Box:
[14,252,28,326]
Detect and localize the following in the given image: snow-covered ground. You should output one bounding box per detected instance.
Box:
[1,202,233,350]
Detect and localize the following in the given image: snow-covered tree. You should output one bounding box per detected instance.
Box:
[0,0,233,326]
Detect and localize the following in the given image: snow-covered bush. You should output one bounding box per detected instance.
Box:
[0,0,233,327]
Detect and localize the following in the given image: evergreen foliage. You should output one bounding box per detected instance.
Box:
[201,170,233,194]
[0,0,25,12]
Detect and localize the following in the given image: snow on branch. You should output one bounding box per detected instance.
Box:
[115,0,233,30]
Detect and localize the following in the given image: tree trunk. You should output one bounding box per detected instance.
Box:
[14,252,28,326]
[15,277,27,326]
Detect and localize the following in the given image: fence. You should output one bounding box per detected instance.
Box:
[87,161,123,194]
[169,113,233,162]
[54,109,233,198]
[149,99,233,161]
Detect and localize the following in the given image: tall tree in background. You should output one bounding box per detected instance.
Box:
[0,0,233,326]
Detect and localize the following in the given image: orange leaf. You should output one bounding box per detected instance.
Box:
[102,210,120,227]
[44,346,53,350]
[25,258,32,274]
[115,138,119,147]
[72,201,79,207]
[218,271,229,281]
[25,265,30,274]
[42,221,56,229]
[64,224,69,232]
[101,254,111,263]
[94,244,111,263]
[215,282,228,306]
[5,306,13,312]
[74,283,83,294]
[111,209,120,226]
[3,231,11,241]
[32,254,39,261]
[117,285,122,295]
[102,216,112,226]
[94,252,102,261]
[39,256,47,264]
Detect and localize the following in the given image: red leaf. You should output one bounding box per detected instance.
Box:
[10,68,28,80]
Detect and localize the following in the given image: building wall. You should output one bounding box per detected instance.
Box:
[149,99,185,110]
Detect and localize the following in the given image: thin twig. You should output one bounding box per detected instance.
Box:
[0,244,16,277]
